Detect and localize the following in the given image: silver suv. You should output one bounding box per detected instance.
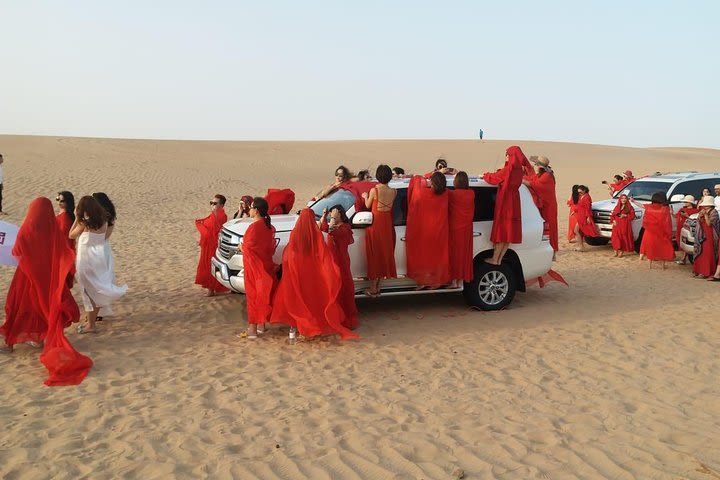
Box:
[589,172,720,251]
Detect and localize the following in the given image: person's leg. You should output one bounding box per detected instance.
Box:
[497,243,510,263]
[0,183,4,213]
[573,225,585,251]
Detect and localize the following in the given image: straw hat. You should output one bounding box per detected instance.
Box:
[623,170,633,177]
[698,196,716,208]
[532,156,550,168]
[682,194,696,204]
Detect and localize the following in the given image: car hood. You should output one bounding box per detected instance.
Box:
[222,214,299,236]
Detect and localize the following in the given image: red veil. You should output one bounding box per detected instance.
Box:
[610,195,635,252]
[265,188,295,215]
[270,209,358,340]
[482,145,524,243]
[406,175,450,287]
[640,203,674,261]
[4,198,92,385]
[195,209,229,292]
[242,220,277,325]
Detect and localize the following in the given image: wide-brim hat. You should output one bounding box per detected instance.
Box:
[682,194,696,204]
[531,155,550,168]
[698,196,716,208]
[624,170,633,177]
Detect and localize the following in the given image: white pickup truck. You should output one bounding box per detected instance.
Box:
[211,175,555,310]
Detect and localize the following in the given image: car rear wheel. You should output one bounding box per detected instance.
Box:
[464,261,516,311]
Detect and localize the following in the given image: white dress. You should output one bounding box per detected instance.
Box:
[76,231,128,312]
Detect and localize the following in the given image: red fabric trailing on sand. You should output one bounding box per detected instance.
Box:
[525,269,569,288]
[2,200,81,349]
[406,175,450,287]
[448,189,475,283]
[194,209,229,292]
[610,195,636,252]
[265,188,295,215]
[575,193,598,238]
[242,220,277,325]
[270,209,358,340]
[365,187,397,280]
[482,146,524,244]
[526,171,559,252]
[0,197,92,385]
[675,206,698,247]
[321,220,357,329]
[640,203,674,261]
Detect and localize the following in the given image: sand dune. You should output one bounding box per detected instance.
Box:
[1,135,719,479]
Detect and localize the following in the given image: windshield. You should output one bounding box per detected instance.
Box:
[309,189,356,219]
[615,181,671,201]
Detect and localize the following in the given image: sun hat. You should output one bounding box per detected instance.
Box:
[714,184,720,189]
[623,170,633,177]
[682,194,696,204]
[698,196,716,208]
[532,156,550,168]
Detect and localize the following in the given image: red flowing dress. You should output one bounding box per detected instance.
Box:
[610,197,636,252]
[195,209,229,292]
[482,145,524,243]
[567,196,578,242]
[365,187,396,280]
[640,204,675,261]
[448,188,475,282]
[406,175,450,287]
[3,204,80,347]
[271,209,358,340]
[321,220,357,329]
[56,212,76,287]
[526,171,558,252]
[692,214,718,277]
[674,206,698,247]
[575,194,598,238]
[242,220,277,325]
[2,197,92,385]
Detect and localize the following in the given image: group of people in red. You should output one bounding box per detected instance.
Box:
[1,191,126,386]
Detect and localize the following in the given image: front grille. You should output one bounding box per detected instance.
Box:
[592,210,612,225]
[218,228,241,261]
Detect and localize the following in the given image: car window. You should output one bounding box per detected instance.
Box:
[617,181,671,201]
[392,188,408,226]
[309,189,356,219]
[671,178,720,199]
[472,187,496,221]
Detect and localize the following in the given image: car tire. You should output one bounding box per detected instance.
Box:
[464,261,517,311]
[585,236,609,246]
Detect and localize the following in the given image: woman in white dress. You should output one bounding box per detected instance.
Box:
[92,192,117,321]
[69,196,127,334]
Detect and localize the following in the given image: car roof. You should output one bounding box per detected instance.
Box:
[634,171,720,183]
[388,174,492,189]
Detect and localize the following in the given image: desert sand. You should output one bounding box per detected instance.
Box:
[0,135,719,479]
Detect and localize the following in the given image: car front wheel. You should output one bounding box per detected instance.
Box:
[464,261,517,311]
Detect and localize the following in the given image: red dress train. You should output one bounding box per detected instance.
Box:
[242,220,277,325]
[448,188,475,282]
[406,176,450,287]
[640,204,674,261]
[365,187,396,280]
[610,197,636,252]
[482,146,524,243]
[195,209,229,292]
[270,209,358,340]
[321,220,358,329]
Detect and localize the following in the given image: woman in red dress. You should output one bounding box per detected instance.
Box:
[195,194,230,297]
[361,164,397,296]
[573,185,598,252]
[406,172,450,288]
[674,195,698,265]
[448,172,475,288]
[692,196,719,278]
[55,191,77,288]
[639,193,675,269]
[523,156,558,258]
[320,204,357,329]
[482,146,526,265]
[610,194,635,257]
[240,197,277,339]
[567,185,580,243]
[271,209,358,340]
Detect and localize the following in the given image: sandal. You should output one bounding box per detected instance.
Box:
[707,276,720,282]
[77,324,97,334]
[236,331,257,340]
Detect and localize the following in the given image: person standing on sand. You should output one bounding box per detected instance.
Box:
[638,192,675,270]
[610,194,635,257]
[573,185,598,252]
[692,196,719,279]
[482,146,526,265]
[361,164,397,296]
[319,204,357,329]
[92,192,118,322]
[0,154,6,215]
[194,194,230,297]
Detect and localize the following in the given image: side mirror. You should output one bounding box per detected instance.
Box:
[352,211,373,226]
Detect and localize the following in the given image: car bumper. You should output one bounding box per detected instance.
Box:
[211,256,245,293]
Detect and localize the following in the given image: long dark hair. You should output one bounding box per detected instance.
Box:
[92,192,117,226]
[329,204,349,224]
[571,185,580,204]
[651,192,667,205]
[77,196,108,230]
[252,197,272,229]
[58,191,75,223]
[335,165,352,182]
[430,171,447,194]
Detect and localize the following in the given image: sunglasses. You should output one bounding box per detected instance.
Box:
[209,201,219,206]
[55,196,65,203]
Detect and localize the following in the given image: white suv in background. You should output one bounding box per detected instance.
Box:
[211,175,555,311]
[589,172,720,251]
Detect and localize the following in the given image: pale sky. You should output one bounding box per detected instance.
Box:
[1,0,718,148]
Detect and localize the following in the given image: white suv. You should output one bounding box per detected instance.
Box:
[589,172,720,251]
[211,175,554,310]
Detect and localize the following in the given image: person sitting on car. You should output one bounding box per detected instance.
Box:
[392,167,405,178]
[602,174,625,195]
[424,158,457,178]
[675,195,698,265]
[316,165,354,200]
